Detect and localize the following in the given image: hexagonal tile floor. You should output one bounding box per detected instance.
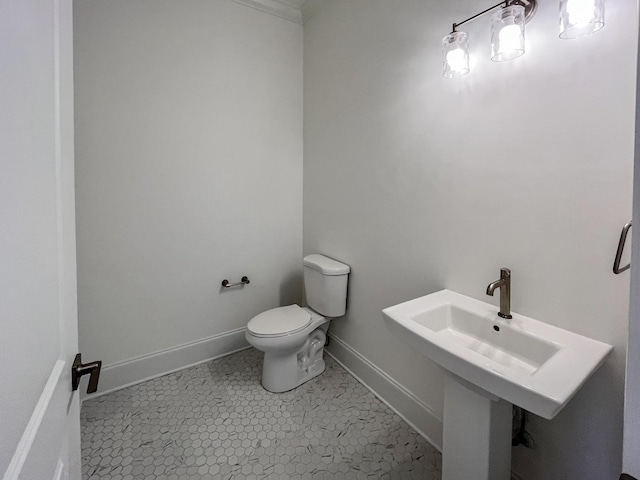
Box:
[81,348,441,479]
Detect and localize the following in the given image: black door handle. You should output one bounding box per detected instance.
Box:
[613,221,632,274]
[72,353,102,394]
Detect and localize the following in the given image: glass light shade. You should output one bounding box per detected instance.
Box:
[442,31,470,78]
[560,0,604,39]
[491,5,526,62]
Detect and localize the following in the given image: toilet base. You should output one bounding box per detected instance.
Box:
[262,357,326,393]
[261,328,328,393]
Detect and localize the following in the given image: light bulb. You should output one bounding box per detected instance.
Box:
[560,0,604,39]
[567,0,595,25]
[446,48,467,73]
[498,24,523,56]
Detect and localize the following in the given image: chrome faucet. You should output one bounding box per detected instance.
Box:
[486,268,512,319]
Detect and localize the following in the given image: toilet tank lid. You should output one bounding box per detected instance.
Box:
[303,254,350,275]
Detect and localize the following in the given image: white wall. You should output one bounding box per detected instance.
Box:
[304,1,636,478]
[74,0,303,373]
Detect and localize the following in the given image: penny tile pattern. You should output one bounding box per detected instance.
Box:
[81,348,441,479]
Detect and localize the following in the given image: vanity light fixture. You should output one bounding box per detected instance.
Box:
[443,0,605,78]
[442,0,537,78]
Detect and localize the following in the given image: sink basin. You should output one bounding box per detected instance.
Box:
[383,289,612,419]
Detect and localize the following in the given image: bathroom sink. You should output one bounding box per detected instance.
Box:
[383,289,612,419]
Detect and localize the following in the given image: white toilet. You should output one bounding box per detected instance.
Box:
[246,254,350,393]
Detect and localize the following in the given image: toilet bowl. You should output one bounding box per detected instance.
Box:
[245,254,350,393]
[246,305,329,392]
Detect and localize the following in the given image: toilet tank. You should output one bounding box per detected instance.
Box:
[303,254,350,318]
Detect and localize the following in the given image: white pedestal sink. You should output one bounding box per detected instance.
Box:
[443,375,512,480]
[383,289,612,480]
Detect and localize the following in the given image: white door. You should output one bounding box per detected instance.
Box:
[622,21,640,480]
[1,0,82,479]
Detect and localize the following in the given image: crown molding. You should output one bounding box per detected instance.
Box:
[301,0,322,23]
[230,0,304,24]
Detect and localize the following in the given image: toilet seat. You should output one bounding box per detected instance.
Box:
[247,305,312,337]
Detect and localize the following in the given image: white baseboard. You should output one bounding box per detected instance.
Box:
[83,328,250,401]
[325,333,444,451]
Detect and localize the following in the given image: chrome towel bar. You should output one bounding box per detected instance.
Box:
[613,222,632,274]
[222,276,250,288]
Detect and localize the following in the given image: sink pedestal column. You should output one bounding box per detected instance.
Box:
[442,375,512,480]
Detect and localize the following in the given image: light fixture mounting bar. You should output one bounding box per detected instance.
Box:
[451,0,537,33]
[452,1,508,32]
